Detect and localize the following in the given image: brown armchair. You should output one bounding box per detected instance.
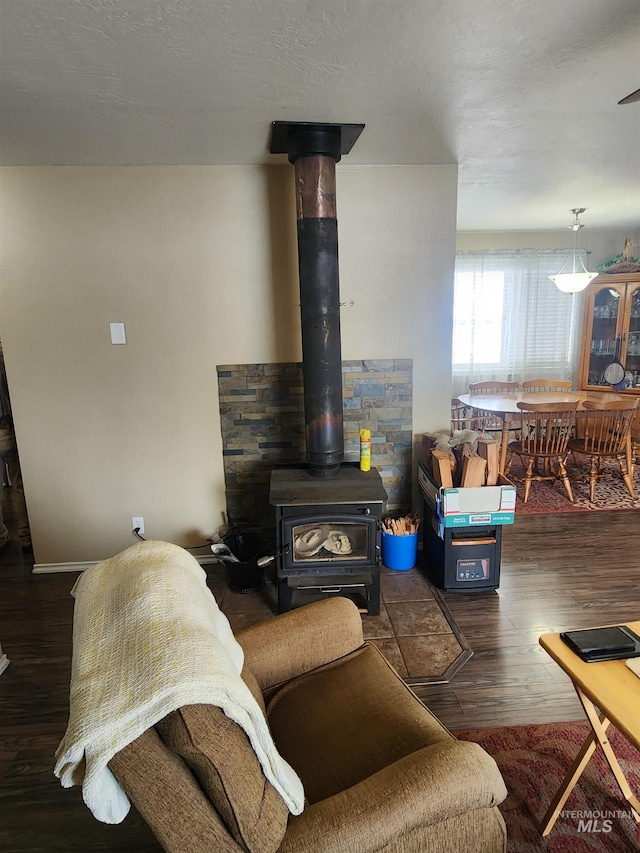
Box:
[109,596,507,852]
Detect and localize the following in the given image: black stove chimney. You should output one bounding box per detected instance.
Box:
[269,121,365,478]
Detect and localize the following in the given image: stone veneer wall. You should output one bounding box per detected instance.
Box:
[216,359,413,540]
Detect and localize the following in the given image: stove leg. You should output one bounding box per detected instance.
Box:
[277,580,294,614]
[368,571,381,616]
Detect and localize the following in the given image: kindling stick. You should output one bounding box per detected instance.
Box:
[382,514,421,535]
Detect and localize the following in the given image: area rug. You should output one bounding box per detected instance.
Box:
[456,721,640,852]
[509,457,640,516]
[215,566,472,686]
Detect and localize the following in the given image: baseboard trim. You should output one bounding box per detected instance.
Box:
[32,560,98,574]
[32,554,219,574]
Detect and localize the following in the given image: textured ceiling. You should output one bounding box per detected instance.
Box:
[1,0,639,231]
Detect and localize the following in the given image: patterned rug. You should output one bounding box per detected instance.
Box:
[509,457,640,515]
[456,722,640,852]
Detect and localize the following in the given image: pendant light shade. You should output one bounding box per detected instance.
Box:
[549,209,598,293]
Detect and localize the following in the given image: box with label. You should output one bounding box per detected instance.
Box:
[418,463,516,527]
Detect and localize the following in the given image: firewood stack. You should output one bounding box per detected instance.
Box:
[422,430,499,488]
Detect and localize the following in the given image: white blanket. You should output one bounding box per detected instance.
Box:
[54,540,304,824]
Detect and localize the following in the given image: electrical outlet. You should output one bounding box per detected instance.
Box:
[132,516,145,535]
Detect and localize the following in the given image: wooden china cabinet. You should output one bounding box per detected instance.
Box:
[578,272,640,394]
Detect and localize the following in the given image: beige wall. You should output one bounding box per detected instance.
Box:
[0,165,458,564]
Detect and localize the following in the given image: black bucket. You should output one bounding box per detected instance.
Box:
[223,532,268,594]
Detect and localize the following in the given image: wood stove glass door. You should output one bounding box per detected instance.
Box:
[284,517,375,568]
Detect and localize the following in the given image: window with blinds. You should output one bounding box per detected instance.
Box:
[452,250,586,395]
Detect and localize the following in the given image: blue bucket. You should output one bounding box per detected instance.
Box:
[381,530,419,571]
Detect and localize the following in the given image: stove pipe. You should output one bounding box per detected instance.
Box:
[270,122,365,478]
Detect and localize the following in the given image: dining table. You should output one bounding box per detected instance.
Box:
[456,390,628,476]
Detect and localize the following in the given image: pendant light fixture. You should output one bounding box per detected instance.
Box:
[549,208,598,293]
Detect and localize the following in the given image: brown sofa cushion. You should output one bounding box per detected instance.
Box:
[109,726,243,853]
[236,597,365,699]
[156,702,289,853]
[267,642,453,804]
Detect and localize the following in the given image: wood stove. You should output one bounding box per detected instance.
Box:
[268,121,387,614]
[270,466,387,614]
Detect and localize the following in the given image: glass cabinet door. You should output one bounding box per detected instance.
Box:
[624,285,640,389]
[586,287,622,387]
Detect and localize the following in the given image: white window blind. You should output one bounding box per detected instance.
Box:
[452,250,586,396]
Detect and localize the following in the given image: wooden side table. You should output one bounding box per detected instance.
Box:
[539,622,640,836]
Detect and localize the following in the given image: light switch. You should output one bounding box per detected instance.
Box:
[110,323,126,345]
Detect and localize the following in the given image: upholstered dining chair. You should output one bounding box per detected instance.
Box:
[568,398,639,502]
[505,402,578,503]
[469,381,522,440]
[521,379,573,392]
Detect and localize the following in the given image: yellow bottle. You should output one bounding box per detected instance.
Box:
[360,428,371,472]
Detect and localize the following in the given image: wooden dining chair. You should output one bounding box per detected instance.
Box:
[631,410,640,465]
[521,379,573,392]
[521,379,576,441]
[568,399,638,502]
[468,381,521,439]
[505,402,578,503]
[451,398,492,433]
[469,381,521,395]
[451,398,472,431]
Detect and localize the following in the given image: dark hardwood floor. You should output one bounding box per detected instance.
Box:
[415,510,640,729]
[1,501,639,851]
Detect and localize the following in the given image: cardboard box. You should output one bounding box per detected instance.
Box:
[418,463,516,527]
